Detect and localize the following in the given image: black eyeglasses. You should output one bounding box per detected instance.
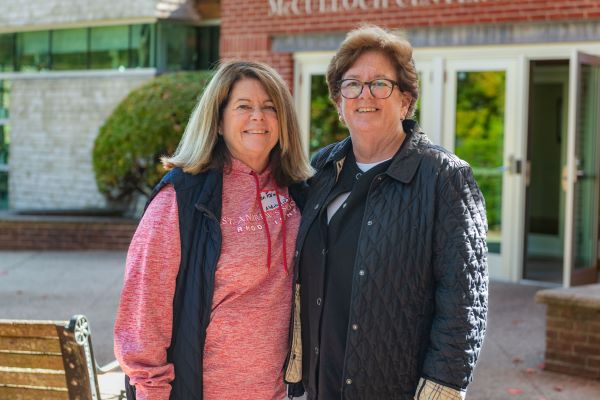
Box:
[338,78,399,99]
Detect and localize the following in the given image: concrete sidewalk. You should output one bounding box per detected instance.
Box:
[1,251,600,399]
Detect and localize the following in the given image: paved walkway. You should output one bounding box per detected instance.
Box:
[1,251,600,399]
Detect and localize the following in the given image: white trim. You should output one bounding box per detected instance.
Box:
[0,119,8,126]
[512,54,530,282]
[197,19,221,27]
[563,50,579,288]
[0,165,8,172]
[293,52,333,154]
[0,68,157,80]
[413,42,600,61]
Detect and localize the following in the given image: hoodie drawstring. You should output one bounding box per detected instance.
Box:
[251,172,289,274]
[252,172,272,272]
[275,189,288,274]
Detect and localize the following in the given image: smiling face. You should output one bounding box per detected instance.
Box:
[220,78,280,172]
[337,50,411,141]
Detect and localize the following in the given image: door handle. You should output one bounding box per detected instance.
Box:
[505,155,522,175]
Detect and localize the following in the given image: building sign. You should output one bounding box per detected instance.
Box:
[269,0,494,16]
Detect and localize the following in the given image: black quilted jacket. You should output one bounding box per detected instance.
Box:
[295,121,488,399]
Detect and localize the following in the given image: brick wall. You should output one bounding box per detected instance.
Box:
[0,218,137,251]
[221,0,600,85]
[9,72,154,211]
[544,303,600,378]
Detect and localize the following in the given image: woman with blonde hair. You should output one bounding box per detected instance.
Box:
[114,60,312,400]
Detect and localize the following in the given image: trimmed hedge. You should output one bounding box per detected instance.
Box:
[93,71,213,203]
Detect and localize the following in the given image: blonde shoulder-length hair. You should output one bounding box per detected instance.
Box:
[162,60,313,186]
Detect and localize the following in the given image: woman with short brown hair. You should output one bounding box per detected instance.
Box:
[285,25,488,400]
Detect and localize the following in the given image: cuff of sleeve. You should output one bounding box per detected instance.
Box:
[414,378,466,400]
[133,384,172,400]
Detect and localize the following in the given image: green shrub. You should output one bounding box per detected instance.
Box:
[93,71,212,203]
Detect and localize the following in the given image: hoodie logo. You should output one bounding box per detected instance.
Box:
[220,191,297,234]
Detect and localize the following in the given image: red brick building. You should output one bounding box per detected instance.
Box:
[218,0,600,287]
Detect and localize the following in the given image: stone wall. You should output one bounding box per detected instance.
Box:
[0,0,199,30]
[8,72,154,210]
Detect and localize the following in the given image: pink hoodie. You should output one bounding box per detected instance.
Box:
[114,158,300,400]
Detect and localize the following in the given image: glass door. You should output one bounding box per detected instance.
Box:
[443,59,519,280]
[563,51,600,286]
[523,61,569,284]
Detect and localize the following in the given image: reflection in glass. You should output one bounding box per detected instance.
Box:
[0,124,9,165]
[0,34,15,72]
[4,23,217,72]
[16,31,50,71]
[0,170,7,209]
[0,81,8,120]
[309,75,348,156]
[197,26,219,70]
[573,64,600,270]
[131,24,153,68]
[454,71,506,253]
[160,23,198,71]
[90,26,129,69]
[52,28,88,70]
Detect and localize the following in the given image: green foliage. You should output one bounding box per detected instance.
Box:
[454,71,506,232]
[93,71,212,202]
[309,75,348,156]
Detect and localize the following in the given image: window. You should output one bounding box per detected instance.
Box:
[309,74,347,156]
[454,70,506,253]
[16,31,50,71]
[130,24,153,68]
[2,23,218,73]
[0,34,15,72]
[52,28,88,70]
[90,26,129,69]
[160,22,198,71]
[197,26,219,70]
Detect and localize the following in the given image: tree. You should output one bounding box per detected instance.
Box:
[454,70,506,232]
[93,71,212,205]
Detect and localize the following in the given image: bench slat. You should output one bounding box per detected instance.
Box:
[0,352,64,370]
[0,322,59,338]
[0,385,69,400]
[0,336,62,352]
[0,367,67,389]
[0,316,105,400]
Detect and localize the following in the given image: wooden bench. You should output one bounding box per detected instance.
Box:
[0,314,121,400]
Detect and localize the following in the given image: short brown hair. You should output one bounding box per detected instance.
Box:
[162,60,313,186]
[326,25,419,117]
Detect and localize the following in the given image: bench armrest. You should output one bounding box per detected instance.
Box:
[96,359,121,374]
